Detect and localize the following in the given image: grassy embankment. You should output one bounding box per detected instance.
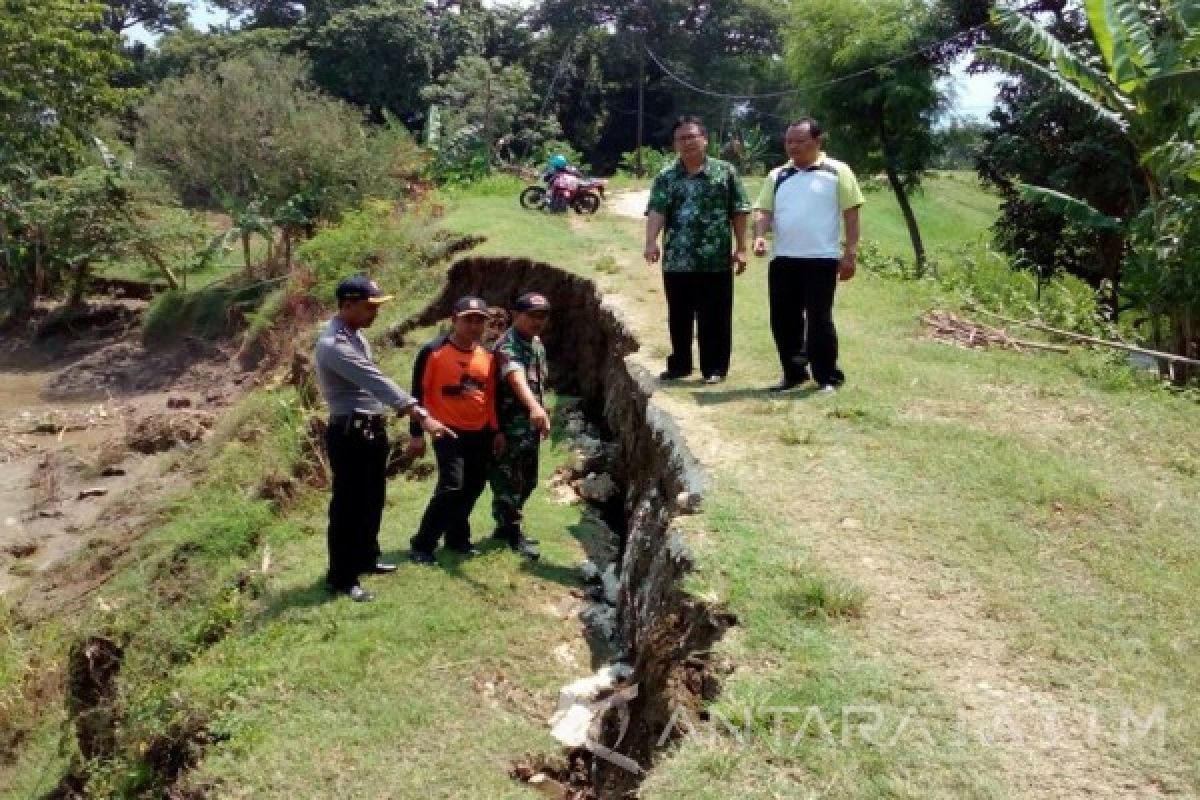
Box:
[1,199,622,799]
[4,172,1197,798]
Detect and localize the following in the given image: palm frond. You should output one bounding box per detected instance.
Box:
[1142,140,1200,185]
[975,46,1129,130]
[1017,183,1124,230]
[1110,0,1158,73]
[1144,67,1200,104]
[994,8,1133,112]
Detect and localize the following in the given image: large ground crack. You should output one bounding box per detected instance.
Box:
[398,257,735,797]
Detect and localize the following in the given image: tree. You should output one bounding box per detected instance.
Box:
[306,1,437,124]
[0,0,129,176]
[209,0,314,28]
[784,0,947,274]
[932,119,989,170]
[529,0,784,171]
[141,26,297,83]
[421,56,561,172]
[1,0,131,322]
[137,52,370,210]
[22,167,209,305]
[977,0,1200,366]
[978,74,1139,304]
[136,52,400,268]
[101,0,188,34]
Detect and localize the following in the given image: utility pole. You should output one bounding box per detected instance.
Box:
[483,63,494,172]
[636,44,645,177]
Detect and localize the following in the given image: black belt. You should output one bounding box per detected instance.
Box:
[330,412,385,431]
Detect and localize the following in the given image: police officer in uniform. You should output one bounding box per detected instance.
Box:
[314,275,453,602]
[489,292,552,560]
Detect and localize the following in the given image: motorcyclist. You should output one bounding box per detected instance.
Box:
[543,154,580,211]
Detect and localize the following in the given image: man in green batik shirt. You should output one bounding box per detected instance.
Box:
[489,292,551,561]
[644,115,751,385]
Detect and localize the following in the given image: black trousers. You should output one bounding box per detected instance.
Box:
[662,270,734,378]
[768,257,845,387]
[411,429,491,554]
[325,420,389,590]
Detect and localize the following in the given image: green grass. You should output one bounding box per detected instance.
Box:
[433,174,1200,796]
[860,170,999,266]
[6,172,1197,798]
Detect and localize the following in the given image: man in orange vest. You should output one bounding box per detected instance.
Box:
[407,296,500,563]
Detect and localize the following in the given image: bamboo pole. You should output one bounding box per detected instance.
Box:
[968,307,1200,366]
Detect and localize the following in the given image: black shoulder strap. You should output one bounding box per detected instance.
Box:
[774,166,800,196]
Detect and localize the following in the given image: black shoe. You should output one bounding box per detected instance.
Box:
[767,377,803,392]
[659,369,690,381]
[369,562,398,574]
[338,585,374,602]
[703,374,725,385]
[446,544,481,558]
[409,549,437,566]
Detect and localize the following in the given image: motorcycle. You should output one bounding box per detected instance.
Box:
[519,171,607,215]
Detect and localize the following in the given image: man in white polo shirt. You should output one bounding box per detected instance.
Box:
[752,118,864,392]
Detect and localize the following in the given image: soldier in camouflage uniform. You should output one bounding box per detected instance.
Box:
[489,292,551,561]
[644,115,751,385]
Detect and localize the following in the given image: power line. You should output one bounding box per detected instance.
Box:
[538,37,577,121]
[643,21,991,101]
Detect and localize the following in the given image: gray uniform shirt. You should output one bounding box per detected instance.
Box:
[314,317,414,416]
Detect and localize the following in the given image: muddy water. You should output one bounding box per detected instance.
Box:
[0,366,129,597]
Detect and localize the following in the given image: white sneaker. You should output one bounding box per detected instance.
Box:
[818,385,837,394]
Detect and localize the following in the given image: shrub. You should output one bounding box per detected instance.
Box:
[940,246,1113,337]
[142,281,275,345]
[617,147,675,178]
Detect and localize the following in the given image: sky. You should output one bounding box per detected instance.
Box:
[127,1,1003,123]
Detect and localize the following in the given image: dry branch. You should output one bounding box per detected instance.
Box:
[921,310,1069,354]
[968,307,1200,366]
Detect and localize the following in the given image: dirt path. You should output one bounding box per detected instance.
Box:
[608,189,651,220]
[594,247,1160,797]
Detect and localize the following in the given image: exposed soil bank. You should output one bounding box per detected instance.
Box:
[0,295,251,609]
[400,257,735,796]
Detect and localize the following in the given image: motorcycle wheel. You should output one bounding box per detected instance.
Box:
[571,191,601,215]
[519,186,546,210]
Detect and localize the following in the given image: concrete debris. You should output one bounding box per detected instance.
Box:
[601,564,620,606]
[675,490,703,514]
[578,472,617,503]
[549,664,634,747]
[527,773,568,798]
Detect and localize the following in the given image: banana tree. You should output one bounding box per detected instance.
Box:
[977,0,1200,367]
